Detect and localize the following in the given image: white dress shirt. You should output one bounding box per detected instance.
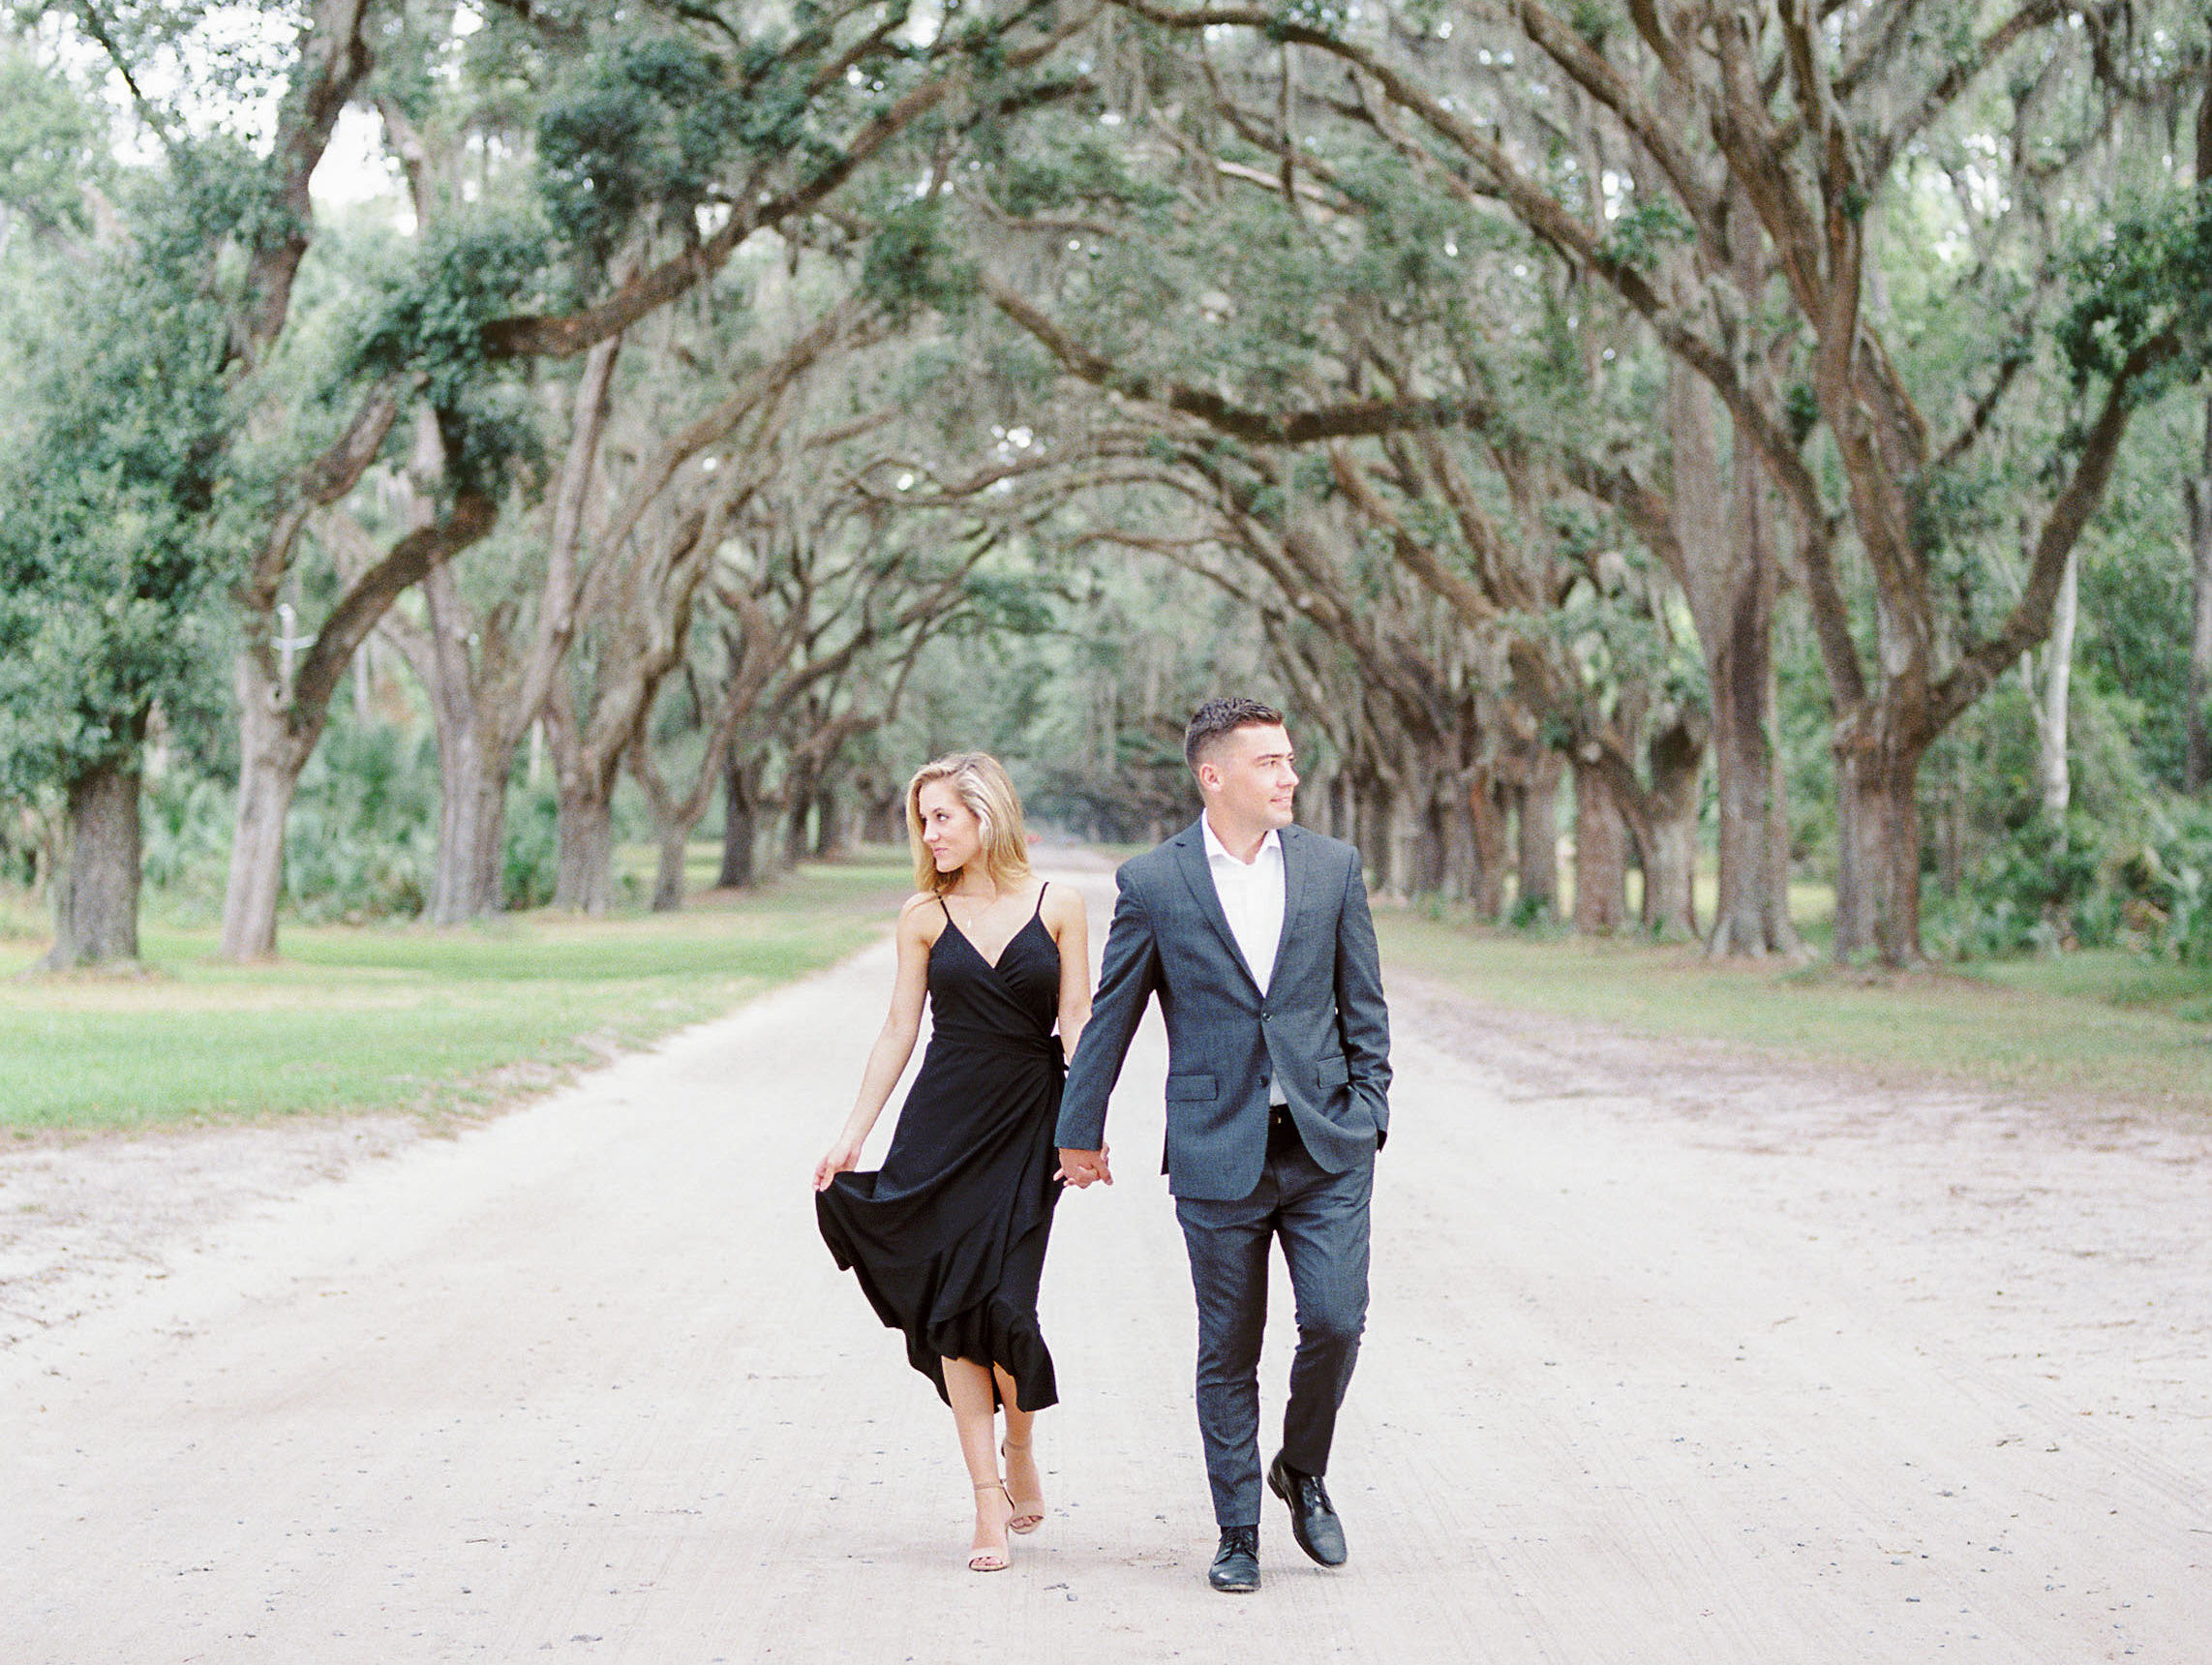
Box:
[1203,815,1288,1107]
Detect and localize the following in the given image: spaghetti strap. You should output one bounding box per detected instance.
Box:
[1031,883,1047,920]
[939,895,954,922]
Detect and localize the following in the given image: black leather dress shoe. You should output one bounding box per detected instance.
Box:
[1208,1526,1260,1592]
[1268,1453,1348,1567]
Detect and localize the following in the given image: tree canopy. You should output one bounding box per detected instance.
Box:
[3,0,2210,974]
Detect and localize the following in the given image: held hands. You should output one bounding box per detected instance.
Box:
[813,1136,864,1193]
[1054,1145,1113,1189]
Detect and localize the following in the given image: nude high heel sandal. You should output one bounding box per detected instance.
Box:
[968,1482,1014,1572]
[1001,1439,1045,1534]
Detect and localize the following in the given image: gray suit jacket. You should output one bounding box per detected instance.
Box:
[1056,819,1391,1202]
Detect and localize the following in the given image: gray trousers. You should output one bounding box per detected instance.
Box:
[1174,1120,1373,1529]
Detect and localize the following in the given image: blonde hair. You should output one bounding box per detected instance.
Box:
[906,751,1034,896]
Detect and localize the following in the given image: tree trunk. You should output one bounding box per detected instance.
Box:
[1640,809,1699,939]
[2037,551,2077,816]
[718,752,759,889]
[783,786,813,870]
[1833,726,1927,967]
[428,719,508,924]
[2187,430,2212,794]
[44,759,142,970]
[1692,386,1793,956]
[1761,664,1799,952]
[1468,772,1509,921]
[1570,756,1629,934]
[2188,76,2212,794]
[651,824,688,912]
[1514,747,1561,916]
[220,655,316,959]
[554,788,616,915]
[865,790,903,846]
[1639,718,1703,939]
[1382,779,1420,899]
[1302,767,1335,839]
[1437,774,1481,903]
[1354,779,1394,894]
[1707,616,1782,952]
[1409,778,1450,896]
[814,780,846,859]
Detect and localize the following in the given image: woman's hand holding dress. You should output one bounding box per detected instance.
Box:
[814,1137,864,1192]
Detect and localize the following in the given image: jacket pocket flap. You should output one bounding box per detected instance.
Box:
[1165,1073,1218,1101]
[1315,1053,1349,1087]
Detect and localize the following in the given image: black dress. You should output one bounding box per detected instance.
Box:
[816,887,1065,1411]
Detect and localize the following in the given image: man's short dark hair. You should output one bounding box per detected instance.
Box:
[1185,696,1288,772]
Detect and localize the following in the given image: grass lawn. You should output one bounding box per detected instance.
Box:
[1,852,913,1133]
[1378,905,2212,1119]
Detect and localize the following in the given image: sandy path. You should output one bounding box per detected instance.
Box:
[3,863,2206,1664]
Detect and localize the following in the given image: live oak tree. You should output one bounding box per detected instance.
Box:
[950,68,1717,927]
[0,52,232,967]
[1102,0,2207,962]
[208,0,1104,948]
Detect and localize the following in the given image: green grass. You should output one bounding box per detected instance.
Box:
[1378,907,2212,1119]
[1,852,914,1133]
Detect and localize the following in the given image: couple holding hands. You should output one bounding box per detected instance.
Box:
[814,697,1392,1592]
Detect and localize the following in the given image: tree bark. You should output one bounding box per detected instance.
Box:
[1435,772,1481,904]
[428,715,510,924]
[718,751,760,889]
[1354,778,1395,895]
[1833,728,1927,966]
[545,674,624,916]
[1301,767,1335,839]
[222,474,496,955]
[407,562,516,925]
[2187,64,2212,795]
[1514,747,1561,916]
[2037,552,2077,816]
[814,780,847,859]
[650,825,688,912]
[1664,368,1791,956]
[1468,770,1510,921]
[1409,779,1450,897]
[219,657,314,959]
[779,787,808,871]
[1639,717,1703,939]
[1570,755,1630,934]
[2188,423,2212,795]
[44,760,141,970]
[554,789,616,914]
[1763,663,1798,951]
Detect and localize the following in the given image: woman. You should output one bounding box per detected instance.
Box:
[813,751,1092,1572]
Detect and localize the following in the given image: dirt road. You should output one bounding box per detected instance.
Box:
[4,862,2206,1663]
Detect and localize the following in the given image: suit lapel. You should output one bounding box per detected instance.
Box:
[1172,819,1259,992]
[1271,824,1308,984]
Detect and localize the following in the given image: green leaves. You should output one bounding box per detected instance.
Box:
[0,48,105,239]
[0,219,231,791]
[994,137,1174,218]
[349,210,552,494]
[537,32,745,264]
[1598,197,1692,275]
[861,197,977,321]
[2057,183,2212,403]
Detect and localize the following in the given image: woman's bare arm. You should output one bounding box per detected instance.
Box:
[813,894,937,1190]
[1047,882,1093,1067]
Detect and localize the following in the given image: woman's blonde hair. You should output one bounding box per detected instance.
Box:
[906,751,1034,896]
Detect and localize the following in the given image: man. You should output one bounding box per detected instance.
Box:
[1057,696,1391,1593]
